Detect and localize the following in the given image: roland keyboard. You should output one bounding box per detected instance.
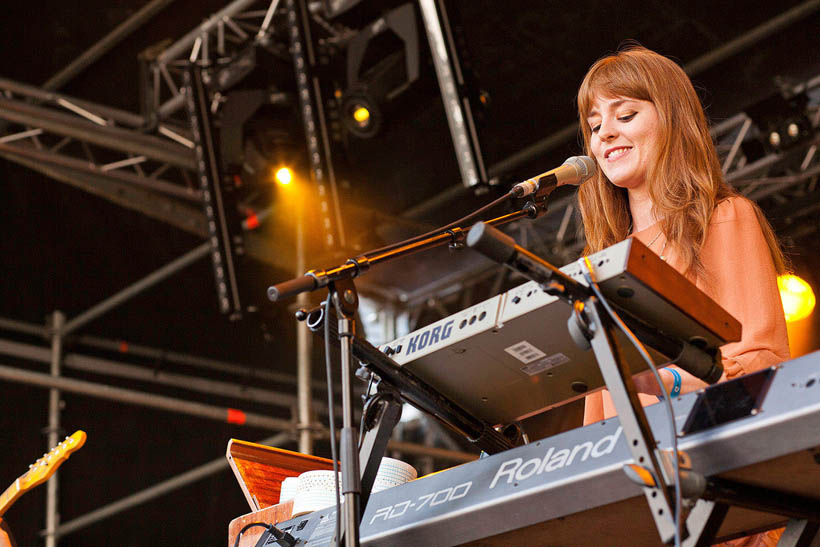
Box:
[378,237,741,426]
[265,352,820,546]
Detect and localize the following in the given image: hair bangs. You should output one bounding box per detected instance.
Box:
[578,55,653,122]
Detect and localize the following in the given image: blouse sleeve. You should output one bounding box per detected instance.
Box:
[696,197,790,378]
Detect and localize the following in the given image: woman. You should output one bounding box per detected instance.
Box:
[575,46,789,546]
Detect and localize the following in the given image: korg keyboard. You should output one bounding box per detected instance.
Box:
[378,238,741,426]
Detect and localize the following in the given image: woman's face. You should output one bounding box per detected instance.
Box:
[586,95,661,192]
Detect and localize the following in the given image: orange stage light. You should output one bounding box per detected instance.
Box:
[778,274,816,323]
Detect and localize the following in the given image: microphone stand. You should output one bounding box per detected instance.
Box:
[267,197,549,547]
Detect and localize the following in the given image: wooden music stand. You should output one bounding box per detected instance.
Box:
[226,439,335,547]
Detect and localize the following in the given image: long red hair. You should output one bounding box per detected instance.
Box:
[576,45,785,275]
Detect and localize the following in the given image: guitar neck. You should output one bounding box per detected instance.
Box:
[0,479,22,518]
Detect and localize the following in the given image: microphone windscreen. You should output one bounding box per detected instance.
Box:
[566,155,596,184]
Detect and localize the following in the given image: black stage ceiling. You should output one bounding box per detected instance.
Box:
[0,1,818,546]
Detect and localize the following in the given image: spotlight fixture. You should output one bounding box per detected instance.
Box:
[341,92,381,138]
[745,90,812,153]
[338,3,419,139]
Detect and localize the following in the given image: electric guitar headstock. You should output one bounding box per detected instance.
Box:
[20,430,87,492]
[0,430,87,518]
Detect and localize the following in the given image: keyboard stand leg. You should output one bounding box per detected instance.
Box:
[778,519,820,547]
[681,500,729,547]
[582,297,679,543]
[357,387,404,512]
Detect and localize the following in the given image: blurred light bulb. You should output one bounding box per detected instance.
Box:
[352,106,371,126]
[778,274,816,322]
[275,167,293,185]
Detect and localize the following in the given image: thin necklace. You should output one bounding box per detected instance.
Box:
[643,228,668,262]
[629,224,668,261]
[658,238,668,261]
[645,229,662,248]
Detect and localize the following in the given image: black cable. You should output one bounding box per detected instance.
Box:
[581,265,683,547]
[358,373,375,448]
[233,522,295,547]
[363,190,515,258]
[323,293,342,546]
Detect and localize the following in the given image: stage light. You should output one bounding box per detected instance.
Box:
[275,166,293,186]
[338,3,419,140]
[352,106,371,125]
[778,274,816,323]
[745,90,812,153]
[341,93,381,138]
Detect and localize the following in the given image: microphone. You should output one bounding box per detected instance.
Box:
[511,155,596,198]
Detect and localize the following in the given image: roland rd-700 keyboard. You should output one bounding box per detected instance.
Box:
[269,352,820,546]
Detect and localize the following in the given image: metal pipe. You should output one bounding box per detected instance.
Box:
[0,141,199,202]
[487,123,580,180]
[47,432,289,539]
[43,0,178,91]
[0,96,196,169]
[683,0,820,76]
[722,118,753,174]
[61,243,209,336]
[0,363,294,431]
[74,333,302,387]
[296,196,315,454]
[256,0,282,41]
[0,150,207,239]
[0,337,327,412]
[157,0,258,63]
[0,316,46,336]
[0,77,145,127]
[45,311,64,547]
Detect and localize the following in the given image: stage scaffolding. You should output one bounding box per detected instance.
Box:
[0,0,818,544]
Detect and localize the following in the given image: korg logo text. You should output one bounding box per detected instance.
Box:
[404,319,455,356]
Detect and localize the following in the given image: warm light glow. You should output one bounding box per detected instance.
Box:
[352,106,371,126]
[778,274,816,323]
[274,167,293,185]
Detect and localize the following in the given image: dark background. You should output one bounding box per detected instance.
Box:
[0,1,818,545]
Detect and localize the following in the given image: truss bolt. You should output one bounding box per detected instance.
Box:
[343,289,355,304]
[769,131,781,147]
[787,123,800,138]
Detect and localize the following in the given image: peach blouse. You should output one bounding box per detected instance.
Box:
[582,196,791,424]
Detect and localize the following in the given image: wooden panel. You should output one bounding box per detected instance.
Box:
[625,238,742,344]
[228,500,294,547]
[226,439,335,511]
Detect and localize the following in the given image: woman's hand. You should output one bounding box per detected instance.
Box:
[632,365,710,397]
[631,367,671,396]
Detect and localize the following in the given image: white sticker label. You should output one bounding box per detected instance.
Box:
[504,341,546,364]
[520,353,570,376]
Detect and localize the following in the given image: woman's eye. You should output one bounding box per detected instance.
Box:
[618,112,637,122]
[591,124,601,133]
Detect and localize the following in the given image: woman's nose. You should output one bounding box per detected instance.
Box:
[599,119,617,140]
